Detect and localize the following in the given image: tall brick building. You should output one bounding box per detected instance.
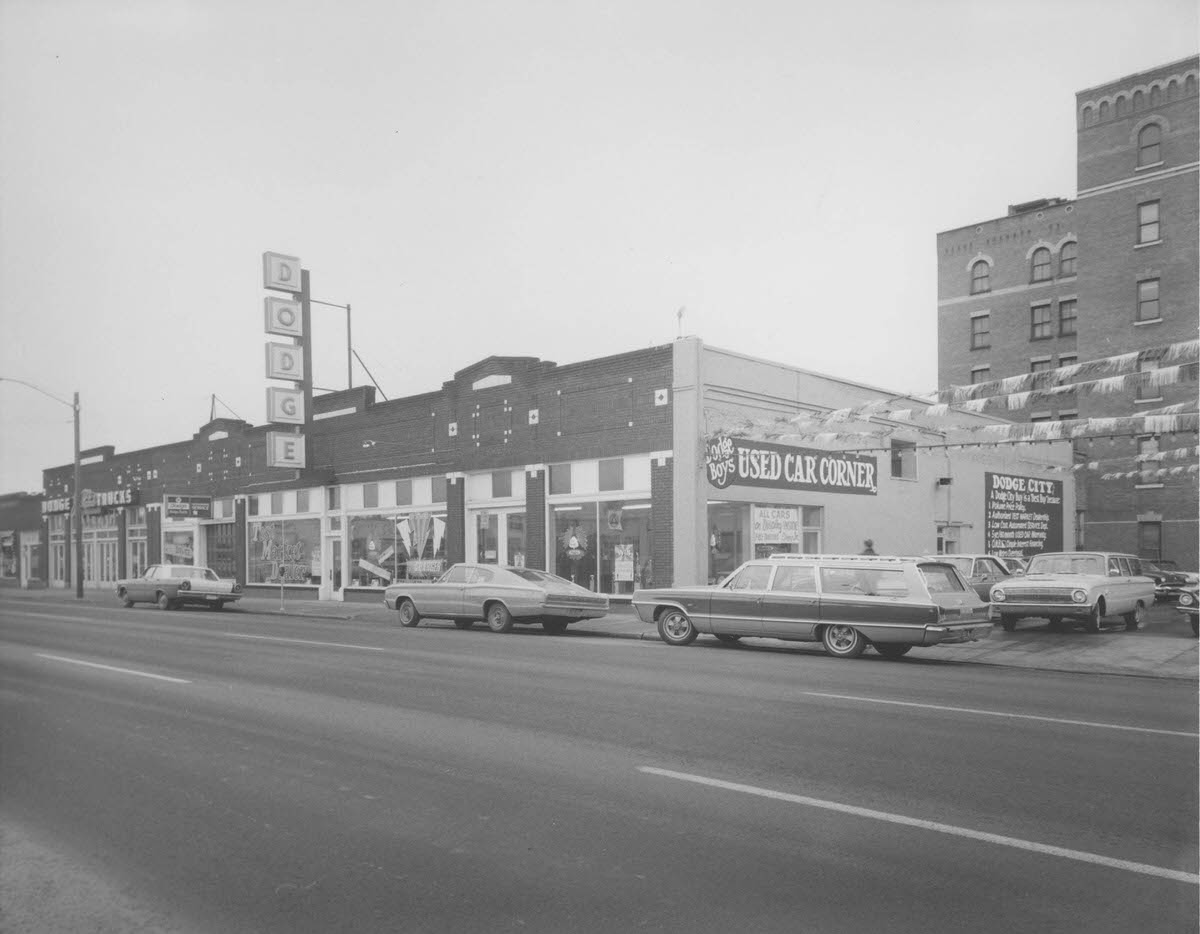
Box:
[937,56,1199,568]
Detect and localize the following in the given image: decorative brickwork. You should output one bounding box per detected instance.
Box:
[524,468,547,570]
[650,459,674,587]
[445,477,466,565]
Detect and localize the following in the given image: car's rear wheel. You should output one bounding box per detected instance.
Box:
[541,619,568,635]
[657,609,698,646]
[453,619,474,630]
[156,592,172,611]
[822,624,866,659]
[1083,603,1103,633]
[1123,603,1145,631]
[714,634,741,644]
[397,598,421,628]
[118,588,134,608]
[874,643,912,659]
[1000,614,1017,632]
[486,603,514,633]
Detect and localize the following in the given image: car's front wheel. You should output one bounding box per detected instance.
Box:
[874,643,912,659]
[486,603,514,633]
[822,624,866,659]
[397,598,421,628]
[657,608,698,646]
[118,588,134,609]
[1123,603,1146,631]
[156,592,172,611]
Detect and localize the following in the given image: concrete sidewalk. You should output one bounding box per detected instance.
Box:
[4,586,1197,682]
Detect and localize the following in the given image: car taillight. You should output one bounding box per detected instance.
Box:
[179,579,191,591]
[233,583,243,593]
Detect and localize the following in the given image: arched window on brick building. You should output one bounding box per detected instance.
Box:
[1138,123,1162,167]
[1030,247,1052,282]
[970,260,990,294]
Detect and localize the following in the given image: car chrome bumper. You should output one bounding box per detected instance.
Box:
[924,620,993,645]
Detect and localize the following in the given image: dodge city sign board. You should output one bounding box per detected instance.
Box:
[984,472,1064,558]
[705,434,877,495]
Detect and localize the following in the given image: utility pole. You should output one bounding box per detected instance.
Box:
[73,391,83,599]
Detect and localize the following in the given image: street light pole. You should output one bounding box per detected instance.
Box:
[73,391,83,599]
[0,377,84,598]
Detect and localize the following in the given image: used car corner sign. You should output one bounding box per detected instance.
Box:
[705,434,878,495]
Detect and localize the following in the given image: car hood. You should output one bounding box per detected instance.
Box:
[998,573,1108,587]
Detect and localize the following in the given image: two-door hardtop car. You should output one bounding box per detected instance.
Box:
[630,553,991,659]
[924,553,1013,601]
[383,563,609,633]
[1140,560,1191,602]
[116,564,243,610]
[988,551,1155,632]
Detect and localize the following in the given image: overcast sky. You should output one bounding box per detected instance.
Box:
[1,0,1196,493]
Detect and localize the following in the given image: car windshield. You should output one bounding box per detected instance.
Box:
[1026,554,1104,575]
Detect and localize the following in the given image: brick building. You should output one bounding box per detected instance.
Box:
[34,338,1072,599]
[937,56,1199,568]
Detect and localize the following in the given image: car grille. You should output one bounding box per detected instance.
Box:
[1004,589,1076,604]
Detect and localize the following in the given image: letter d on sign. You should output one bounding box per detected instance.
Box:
[263,252,302,293]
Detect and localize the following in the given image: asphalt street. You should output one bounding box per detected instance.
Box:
[2,595,1197,933]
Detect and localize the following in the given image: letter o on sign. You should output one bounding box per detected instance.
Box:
[264,298,304,337]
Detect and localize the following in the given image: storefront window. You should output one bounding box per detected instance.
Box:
[707,502,823,583]
[0,532,15,579]
[347,511,447,587]
[163,529,195,565]
[598,501,650,594]
[550,504,597,589]
[248,518,321,584]
[205,523,238,579]
[550,499,651,593]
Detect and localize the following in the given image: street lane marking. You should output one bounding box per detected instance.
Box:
[803,691,1198,739]
[36,653,191,684]
[638,766,1200,884]
[223,632,387,652]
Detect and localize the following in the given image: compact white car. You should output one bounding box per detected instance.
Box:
[988,552,1155,633]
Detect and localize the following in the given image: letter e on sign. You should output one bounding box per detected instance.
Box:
[265,342,305,382]
[266,431,306,469]
[266,387,305,425]
[263,252,302,293]
[264,297,304,337]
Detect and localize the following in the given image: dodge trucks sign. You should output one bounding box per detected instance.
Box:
[705,434,877,495]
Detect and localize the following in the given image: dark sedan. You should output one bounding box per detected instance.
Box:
[383,563,609,633]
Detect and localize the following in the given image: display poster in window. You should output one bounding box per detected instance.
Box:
[705,434,877,495]
[613,543,635,582]
[985,472,1064,558]
[751,505,802,546]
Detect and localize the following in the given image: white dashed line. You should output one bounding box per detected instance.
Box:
[36,653,191,684]
[802,691,1198,738]
[638,766,1199,884]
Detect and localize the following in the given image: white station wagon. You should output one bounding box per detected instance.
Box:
[988,551,1155,633]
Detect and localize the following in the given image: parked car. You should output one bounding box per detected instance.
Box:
[1176,586,1199,637]
[116,564,243,610]
[382,563,609,633]
[998,556,1028,575]
[630,553,991,660]
[924,554,1012,601]
[988,552,1155,633]
[1140,560,1190,602]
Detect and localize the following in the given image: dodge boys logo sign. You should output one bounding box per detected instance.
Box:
[704,434,878,495]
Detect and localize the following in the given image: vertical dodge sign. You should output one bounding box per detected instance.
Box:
[985,472,1064,558]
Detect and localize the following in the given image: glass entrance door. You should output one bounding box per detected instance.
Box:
[473,511,526,567]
